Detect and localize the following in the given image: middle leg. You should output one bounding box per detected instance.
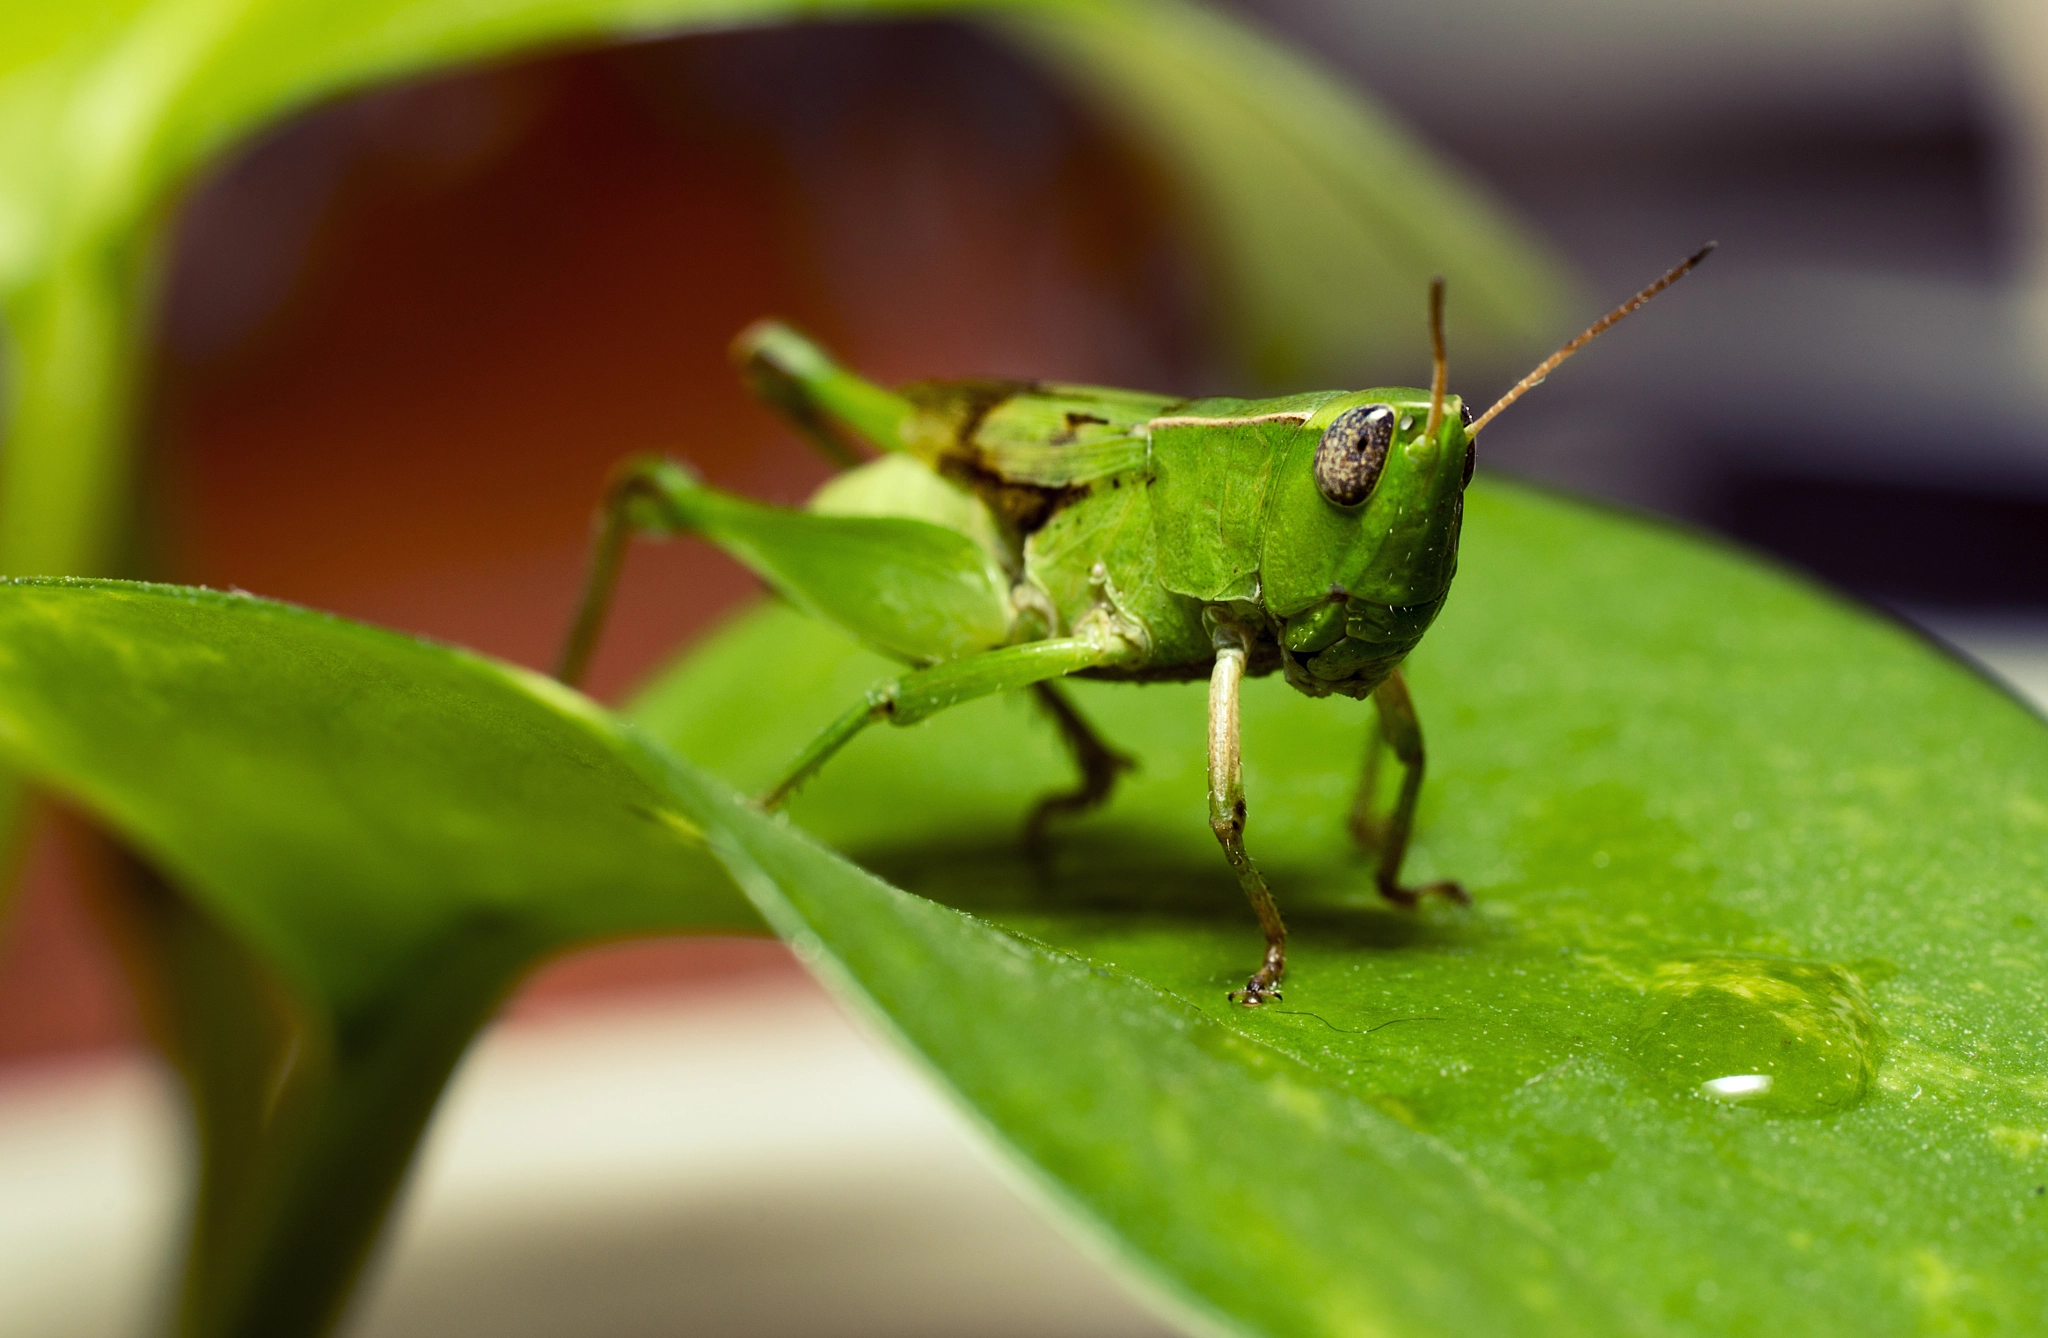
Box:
[1023,682,1136,850]
[1346,702,1390,851]
[1351,669,1469,909]
[760,636,1125,812]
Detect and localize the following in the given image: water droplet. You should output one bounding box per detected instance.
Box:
[1627,956,1881,1117]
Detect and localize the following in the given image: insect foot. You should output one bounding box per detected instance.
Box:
[1376,877,1471,911]
[1228,943,1287,1007]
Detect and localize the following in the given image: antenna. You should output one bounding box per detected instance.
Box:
[1467,243,1715,437]
[1423,276,1448,443]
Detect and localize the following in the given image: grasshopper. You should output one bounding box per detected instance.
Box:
[558,247,1711,1005]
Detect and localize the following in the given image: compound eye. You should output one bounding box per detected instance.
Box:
[1314,404,1395,507]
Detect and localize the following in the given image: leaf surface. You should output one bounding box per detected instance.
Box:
[0,581,757,1000]
[635,477,2048,1336]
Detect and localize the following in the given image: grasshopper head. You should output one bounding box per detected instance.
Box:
[1263,249,1714,699]
[1260,385,1472,698]
[1258,277,1469,697]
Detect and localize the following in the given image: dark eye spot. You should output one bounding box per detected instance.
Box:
[1315,404,1394,507]
[1458,401,1474,428]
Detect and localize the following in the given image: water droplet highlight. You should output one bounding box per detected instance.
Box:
[1700,1073,1772,1100]
[1628,956,1881,1117]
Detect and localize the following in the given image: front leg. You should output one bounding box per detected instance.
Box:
[1209,627,1288,1006]
[1349,669,1469,909]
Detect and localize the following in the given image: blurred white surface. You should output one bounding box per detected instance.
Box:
[0,984,1182,1338]
[1931,622,2048,715]
[0,1059,183,1338]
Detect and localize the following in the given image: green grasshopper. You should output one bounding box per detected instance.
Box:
[558,247,1711,1005]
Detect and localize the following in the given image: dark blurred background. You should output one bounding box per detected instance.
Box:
[6,0,2045,1062]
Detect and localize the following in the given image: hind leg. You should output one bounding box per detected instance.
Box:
[556,325,924,687]
[732,320,916,466]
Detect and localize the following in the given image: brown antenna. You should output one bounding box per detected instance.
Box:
[1467,243,1714,437]
[1423,276,1448,443]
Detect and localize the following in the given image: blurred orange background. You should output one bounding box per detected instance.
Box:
[0,23,1212,1062]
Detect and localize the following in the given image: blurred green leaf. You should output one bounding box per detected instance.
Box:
[635,477,2048,1336]
[0,579,758,1337]
[0,0,1564,583]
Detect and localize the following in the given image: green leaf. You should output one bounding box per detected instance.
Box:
[635,477,2048,1336]
[650,749,1636,1337]
[0,0,1565,581]
[0,579,758,1338]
